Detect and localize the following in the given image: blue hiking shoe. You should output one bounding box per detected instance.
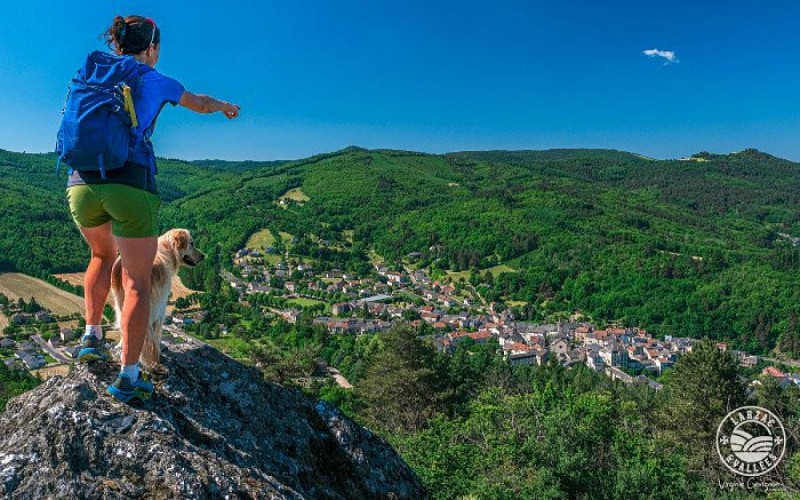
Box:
[106,372,154,404]
[77,334,109,363]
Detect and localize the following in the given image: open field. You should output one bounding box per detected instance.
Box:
[57,320,81,331]
[204,335,252,360]
[104,330,121,343]
[368,250,385,266]
[245,229,276,250]
[278,232,294,247]
[170,276,200,301]
[655,250,704,261]
[0,273,83,315]
[53,272,84,288]
[279,188,310,202]
[165,276,201,314]
[31,364,71,380]
[446,264,518,282]
[277,188,309,210]
[56,272,198,305]
[264,254,283,265]
[288,297,326,308]
[244,229,283,264]
[0,313,7,330]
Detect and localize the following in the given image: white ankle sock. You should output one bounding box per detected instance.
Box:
[85,325,102,340]
[121,364,140,382]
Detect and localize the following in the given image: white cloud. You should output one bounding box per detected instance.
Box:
[642,48,678,64]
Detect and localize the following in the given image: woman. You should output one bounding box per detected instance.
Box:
[67,15,240,403]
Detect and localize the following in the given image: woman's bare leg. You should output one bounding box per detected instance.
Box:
[114,236,157,366]
[79,222,117,326]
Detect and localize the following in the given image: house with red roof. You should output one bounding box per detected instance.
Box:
[763,366,787,379]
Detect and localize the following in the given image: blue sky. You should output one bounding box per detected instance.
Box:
[2,1,799,161]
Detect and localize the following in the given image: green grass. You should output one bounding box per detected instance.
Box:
[507,300,529,307]
[288,297,327,307]
[446,270,470,282]
[279,232,294,250]
[245,229,276,250]
[204,336,253,360]
[245,229,287,263]
[265,254,283,265]
[402,260,422,271]
[280,187,310,202]
[276,188,310,210]
[446,264,518,281]
[368,250,385,266]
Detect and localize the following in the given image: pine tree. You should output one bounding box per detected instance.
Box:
[657,340,746,484]
[784,314,800,358]
[25,297,42,314]
[356,325,445,433]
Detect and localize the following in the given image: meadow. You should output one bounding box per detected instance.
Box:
[0,273,83,315]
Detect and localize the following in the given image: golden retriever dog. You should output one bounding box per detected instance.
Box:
[111,229,204,369]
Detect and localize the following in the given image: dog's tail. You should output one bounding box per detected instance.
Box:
[111,257,125,330]
[140,335,160,369]
[113,304,123,331]
[139,319,163,369]
[110,258,124,330]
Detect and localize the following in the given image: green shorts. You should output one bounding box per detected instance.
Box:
[66,184,160,238]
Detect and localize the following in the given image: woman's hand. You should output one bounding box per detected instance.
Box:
[222,102,240,119]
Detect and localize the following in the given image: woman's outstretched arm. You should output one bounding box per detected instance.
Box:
[179,91,240,119]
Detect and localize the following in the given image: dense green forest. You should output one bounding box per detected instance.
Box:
[0,362,39,412]
[3,146,797,354]
[195,304,800,498]
[172,280,800,497]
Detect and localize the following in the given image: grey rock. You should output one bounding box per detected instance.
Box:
[0,343,427,499]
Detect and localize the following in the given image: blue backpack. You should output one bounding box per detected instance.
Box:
[56,51,152,177]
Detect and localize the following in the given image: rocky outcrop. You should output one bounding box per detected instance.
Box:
[0,341,427,499]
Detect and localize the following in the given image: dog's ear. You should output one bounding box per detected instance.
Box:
[172,230,189,251]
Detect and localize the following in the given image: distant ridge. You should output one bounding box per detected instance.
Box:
[445,148,651,163]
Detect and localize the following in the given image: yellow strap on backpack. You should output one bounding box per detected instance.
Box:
[121,84,138,128]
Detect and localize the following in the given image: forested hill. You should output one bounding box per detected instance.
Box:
[447,148,652,163]
[2,146,799,355]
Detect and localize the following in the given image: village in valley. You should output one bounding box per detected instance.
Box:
[1,229,797,392]
[0,294,82,372]
[183,231,794,391]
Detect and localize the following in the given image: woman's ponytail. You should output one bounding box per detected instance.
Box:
[102,15,160,55]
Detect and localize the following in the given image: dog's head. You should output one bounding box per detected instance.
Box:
[161,229,205,268]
